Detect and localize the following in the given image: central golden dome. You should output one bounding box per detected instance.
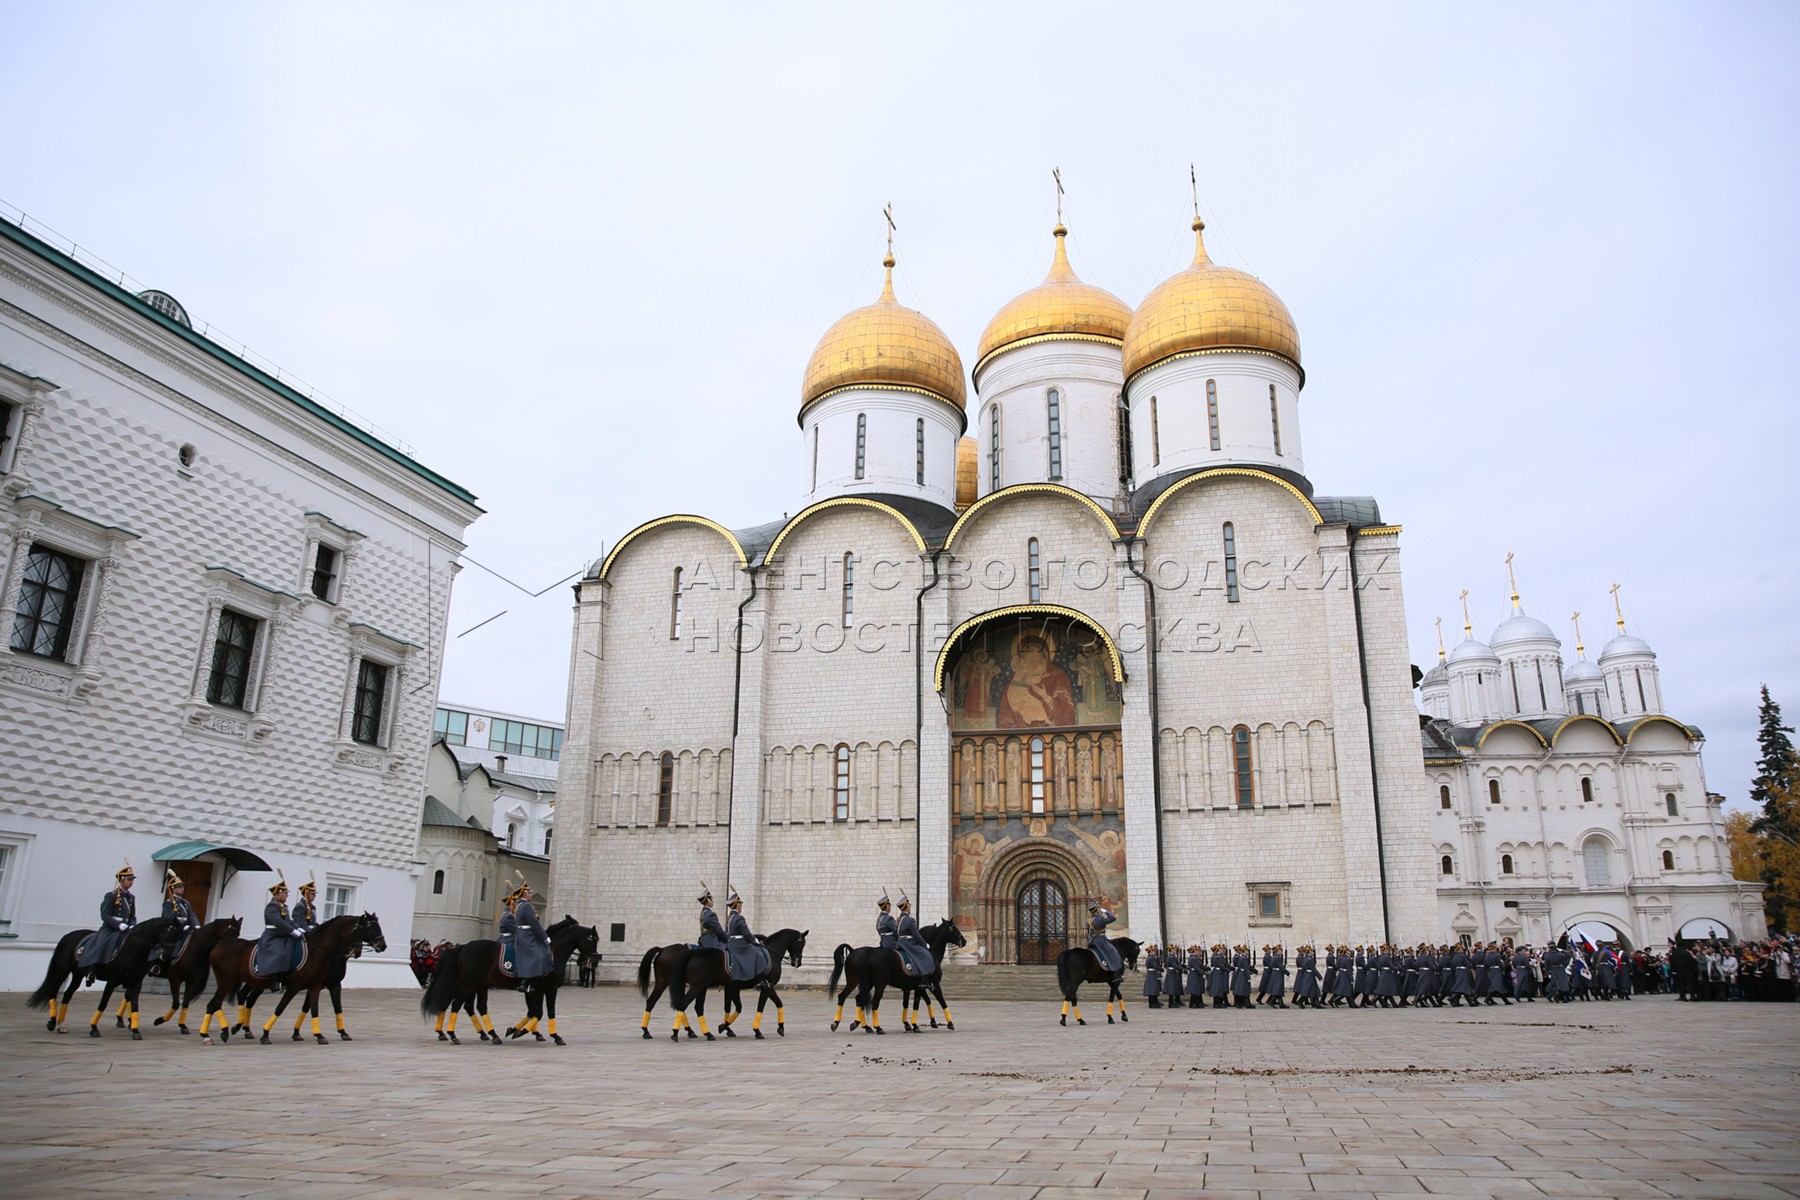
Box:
[975,225,1132,377]
[1122,218,1300,381]
[800,254,967,425]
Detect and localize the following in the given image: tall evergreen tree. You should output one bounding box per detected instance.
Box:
[1749,685,1798,932]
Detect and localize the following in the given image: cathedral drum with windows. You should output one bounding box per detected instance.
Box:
[1421,599,1766,948]
[555,211,1440,970]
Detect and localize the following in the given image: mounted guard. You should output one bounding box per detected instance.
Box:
[893,891,937,977]
[876,890,899,951]
[252,874,305,977]
[149,868,201,974]
[75,860,137,973]
[1086,898,1122,975]
[723,886,770,982]
[292,873,321,934]
[499,874,551,981]
[696,883,726,950]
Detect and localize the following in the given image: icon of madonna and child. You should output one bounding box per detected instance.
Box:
[948,616,1122,733]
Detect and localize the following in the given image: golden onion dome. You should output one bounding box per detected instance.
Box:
[800,252,967,426]
[1122,217,1301,382]
[974,225,1132,378]
[954,435,978,510]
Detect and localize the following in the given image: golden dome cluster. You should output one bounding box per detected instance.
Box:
[1122,218,1301,381]
[799,254,967,424]
[975,225,1133,376]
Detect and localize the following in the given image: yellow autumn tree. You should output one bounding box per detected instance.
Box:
[1730,778,1800,932]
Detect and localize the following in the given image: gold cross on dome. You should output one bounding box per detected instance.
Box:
[1189,162,1200,221]
[1572,611,1585,655]
[1053,167,1064,224]
[1459,589,1472,635]
[1505,552,1519,608]
[1610,583,1625,632]
[883,203,896,257]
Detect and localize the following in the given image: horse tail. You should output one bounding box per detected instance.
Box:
[828,943,852,995]
[1056,949,1081,1002]
[25,931,78,1010]
[636,946,659,997]
[420,945,460,1018]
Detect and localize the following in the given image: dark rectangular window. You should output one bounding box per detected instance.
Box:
[491,718,563,761]
[610,922,626,942]
[310,544,340,602]
[915,418,925,487]
[989,405,1002,488]
[1232,725,1254,809]
[352,659,388,745]
[657,752,674,826]
[1046,389,1062,480]
[9,546,85,660]
[834,744,851,821]
[1150,395,1160,465]
[1258,891,1280,918]
[206,609,257,709]
[855,413,867,480]
[1269,384,1282,455]
[1222,522,1240,603]
[1207,380,1221,451]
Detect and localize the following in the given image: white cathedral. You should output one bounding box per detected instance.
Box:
[554,208,1761,969]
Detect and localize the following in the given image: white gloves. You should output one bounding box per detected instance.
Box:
[292,932,304,940]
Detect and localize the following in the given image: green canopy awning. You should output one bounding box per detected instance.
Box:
[152,841,272,873]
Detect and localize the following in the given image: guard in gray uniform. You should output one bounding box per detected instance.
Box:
[893,891,936,977]
[1266,945,1289,1008]
[1162,944,1185,1007]
[253,876,303,976]
[1086,900,1122,975]
[1208,943,1231,1009]
[1485,943,1511,1005]
[150,868,201,972]
[292,875,321,934]
[696,884,727,950]
[77,861,138,972]
[1142,942,1162,1007]
[876,891,899,951]
[1293,945,1321,1007]
[1230,945,1253,1007]
[500,876,551,978]
[1185,944,1206,1007]
[724,886,770,982]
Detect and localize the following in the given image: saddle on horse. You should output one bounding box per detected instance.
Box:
[251,938,308,980]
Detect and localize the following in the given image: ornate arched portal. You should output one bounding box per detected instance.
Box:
[944,610,1128,963]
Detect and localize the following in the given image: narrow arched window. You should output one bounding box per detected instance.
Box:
[1501,853,1515,875]
[1206,379,1221,451]
[670,567,684,640]
[1581,776,1594,803]
[1116,394,1133,486]
[1029,736,1046,814]
[657,752,674,826]
[841,553,856,629]
[915,418,925,486]
[811,425,820,491]
[1575,691,1586,715]
[1027,538,1042,602]
[990,404,1002,488]
[1509,662,1521,713]
[1222,522,1240,603]
[833,744,851,821]
[1441,854,1454,876]
[1439,784,1452,810]
[854,413,867,480]
[1635,668,1648,710]
[1046,388,1062,480]
[1662,849,1676,871]
[1488,778,1501,805]
[1269,383,1282,455]
[1665,792,1678,816]
[1232,725,1254,809]
[1150,395,1160,465]
[432,869,445,895]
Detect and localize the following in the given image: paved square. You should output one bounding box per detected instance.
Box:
[2,986,1796,1199]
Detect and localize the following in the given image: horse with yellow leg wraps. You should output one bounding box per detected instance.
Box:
[1056,943,1129,1026]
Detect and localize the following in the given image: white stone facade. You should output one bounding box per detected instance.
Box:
[0,218,480,989]
[1420,609,1765,946]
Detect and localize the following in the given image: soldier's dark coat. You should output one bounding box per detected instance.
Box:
[1087,908,1122,974]
[76,887,137,970]
[893,910,935,977]
[253,897,303,976]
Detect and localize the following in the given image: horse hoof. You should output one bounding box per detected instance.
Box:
[259,1033,271,1044]
[874,1027,884,1035]
[89,1027,101,1038]
[340,1032,353,1041]
[506,1027,523,1039]
[754,1030,764,1039]
[685,1029,698,1040]
[1120,1013,1129,1022]
[131,1029,142,1041]
[929,1019,939,1028]
[642,1029,652,1040]
[551,1035,565,1046]
[448,1032,459,1044]
[532,1033,545,1042]
[1107,1016,1115,1024]
[292,1031,304,1042]
[723,1026,736,1038]
[315,1035,329,1045]
[704,1033,715,1041]
[671,1031,680,1042]
[487,1036,502,1048]
[1077,1019,1086,1026]
[154,1016,167,1026]
[202,1036,213,1046]
[777,1025,785,1036]
[438,1031,448,1041]
[116,1017,126,1029]
[829,1021,839,1032]
[44,1019,55,1033]
[1059,1016,1067,1026]
[179,1026,190,1035]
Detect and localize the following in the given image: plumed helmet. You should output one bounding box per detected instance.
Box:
[115,858,135,881]
[697,881,712,905]
[726,885,742,908]
[270,869,288,895]
[164,867,183,894]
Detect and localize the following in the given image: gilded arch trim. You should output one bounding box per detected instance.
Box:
[1550,714,1625,747]
[1475,720,1551,750]
[1137,467,1324,536]
[1625,715,1699,745]
[763,496,927,564]
[599,514,747,581]
[944,483,1123,551]
[934,603,1125,692]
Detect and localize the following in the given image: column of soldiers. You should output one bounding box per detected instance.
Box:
[1141,939,1638,1009]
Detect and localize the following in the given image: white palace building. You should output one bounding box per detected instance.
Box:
[0,215,481,989]
[557,207,1762,969]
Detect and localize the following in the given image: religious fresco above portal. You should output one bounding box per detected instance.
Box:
[947,614,1122,733]
[949,813,1130,944]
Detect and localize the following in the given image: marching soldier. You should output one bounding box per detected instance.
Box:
[1185,944,1206,1008]
[1267,944,1289,1008]
[1162,943,1185,1007]
[1230,944,1253,1008]
[76,860,137,974]
[1293,945,1321,1008]
[254,874,304,977]
[725,886,770,981]
[1142,941,1162,1007]
[1208,943,1231,1009]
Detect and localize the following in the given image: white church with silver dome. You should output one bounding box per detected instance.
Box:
[553,199,1760,970]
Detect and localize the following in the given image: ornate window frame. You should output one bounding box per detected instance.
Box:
[299,511,363,608]
[1247,880,1293,928]
[333,622,419,775]
[0,493,137,705]
[180,565,301,745]
[0,362,57,482]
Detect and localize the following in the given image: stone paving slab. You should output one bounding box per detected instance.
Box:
[1,988,1796,1199]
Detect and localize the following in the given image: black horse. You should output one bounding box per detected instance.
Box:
[27,917,177,1038]
[668,929,808,1041]
[828,919,962,1035]
[1112,936,1142,971]
[1056,942,1128,1025]
[897,920,966,1031]
[420,916,593,1046]
[506,920,600,1043]
[149,916,241,1035]
[636,942,695,1039]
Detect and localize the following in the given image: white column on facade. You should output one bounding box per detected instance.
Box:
[1116,539,1161,946]
[727,573,769,912]
[916,560,953,919]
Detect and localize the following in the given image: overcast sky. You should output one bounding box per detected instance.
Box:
[6,3,1796,811]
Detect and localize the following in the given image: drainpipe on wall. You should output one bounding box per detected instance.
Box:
[1345,530,1392,944]
[1122,537,1169,945]
[914,549,943,894]
[724,565,760,890]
